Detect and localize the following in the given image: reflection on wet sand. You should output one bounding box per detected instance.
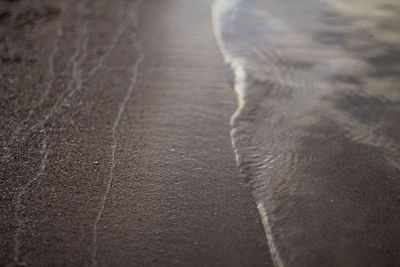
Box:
[213,0,400,265]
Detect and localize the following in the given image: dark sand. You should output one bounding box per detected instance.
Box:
[214,1,400,266]
[0,0,272,266]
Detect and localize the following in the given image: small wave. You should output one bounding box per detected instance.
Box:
[212,0,400,266]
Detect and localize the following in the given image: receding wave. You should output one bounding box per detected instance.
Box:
[212,0,400,266]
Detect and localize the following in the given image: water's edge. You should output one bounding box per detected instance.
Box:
[211,0,400,266]
[211,1,282,266]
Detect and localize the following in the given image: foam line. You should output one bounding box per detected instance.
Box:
[212,1,283,266]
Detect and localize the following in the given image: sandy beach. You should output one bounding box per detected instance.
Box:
[3,0,400,266]
[1,0,272,266]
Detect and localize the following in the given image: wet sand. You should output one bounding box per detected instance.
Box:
[214,0,400,266]
[0,0,272,266]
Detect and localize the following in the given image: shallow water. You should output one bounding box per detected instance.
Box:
[213,0,400,266]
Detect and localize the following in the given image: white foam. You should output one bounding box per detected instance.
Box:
[212,1,283,266]
[211,0,246,125]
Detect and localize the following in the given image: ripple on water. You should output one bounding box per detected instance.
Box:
[213,0,400,265]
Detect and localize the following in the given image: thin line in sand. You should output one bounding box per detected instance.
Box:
[90,2,143,265]
[11,138,49,266]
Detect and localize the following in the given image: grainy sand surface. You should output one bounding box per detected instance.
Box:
[0,0,272,266]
